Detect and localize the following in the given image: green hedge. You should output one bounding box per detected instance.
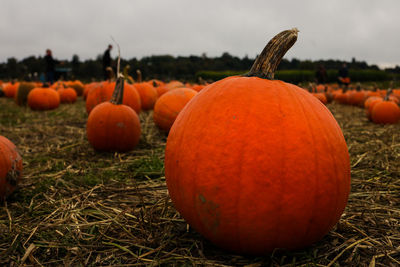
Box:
[196,69,396,84]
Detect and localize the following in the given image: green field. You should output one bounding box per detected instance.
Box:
[0,97,399,266]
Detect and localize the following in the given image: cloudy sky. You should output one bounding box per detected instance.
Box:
[1,0,399,68]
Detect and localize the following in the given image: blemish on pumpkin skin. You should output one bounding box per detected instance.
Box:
[199,194,206,203]
[197,194,221,233]
[116,122,125,128]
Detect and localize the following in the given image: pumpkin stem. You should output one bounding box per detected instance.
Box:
[110,76,125,105]
[152,80,158,87]
[111,36,121,77]
[245,28,299,79]
[136,69,142,83]
[384,88,392,101]
[109,37,125,105]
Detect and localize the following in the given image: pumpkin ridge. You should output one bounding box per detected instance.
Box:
[313,98,346,239]
[234,88,256,252]
[268,82,286,249]
[293,88,326,243]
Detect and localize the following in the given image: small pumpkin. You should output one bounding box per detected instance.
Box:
[86,77,141,152]
[3,82,19,98]
[67,80,85,96]
[0,136,23,199]
[191,84,206,92]
[15,82,36,106]
[153,87,197,131]
[86,81,141,115]
[371,89,400,124]
[58,87,78,103]
[312,92,328,104]
[165,29,350,254]
[347,85,366,107]
[324,86,334,103]
[152,80,170,97]
[27,85,60,110]
[134,70,158,110]
[333,89,348,104]
[165,80,184,90]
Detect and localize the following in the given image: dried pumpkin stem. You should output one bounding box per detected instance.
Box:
[384,88,392,101]
[111,36,121,76]
[245,28,299,79]
[110,77,125,105]
[136,69,142,83]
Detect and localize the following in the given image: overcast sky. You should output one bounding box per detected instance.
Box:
[1,0,400,68]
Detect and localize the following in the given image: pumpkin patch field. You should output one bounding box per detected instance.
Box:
[0,82,399,266]
[1,28,400,266]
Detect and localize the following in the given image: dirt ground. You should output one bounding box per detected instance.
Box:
[0,97,399,266]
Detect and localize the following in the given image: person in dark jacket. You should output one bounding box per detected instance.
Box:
[102,44,113,80]
[315,64,327,85]
[338,63,350,89]
[44,49,59,84]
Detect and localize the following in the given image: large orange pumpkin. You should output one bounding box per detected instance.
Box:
[86,78,141,152]
[0,136,23,198]
[164,29,351,254]
[153,88,197,131]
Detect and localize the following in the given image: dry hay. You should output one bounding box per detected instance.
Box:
[0,98,399,266]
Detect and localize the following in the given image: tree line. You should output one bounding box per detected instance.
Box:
[1,52,398,83]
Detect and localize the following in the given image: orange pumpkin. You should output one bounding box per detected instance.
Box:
[67,80,85,96]
[165,80,184,90]
[364,96,382,110]
[27,86,60,110]
[371,89,400,124]
[0,136,23,198]
[3,82,19,98]
[312,92,327,104]
[164,29,350,254]
[324,86,334,103]
[105,82,141,114]
[192,84,206,92]
[333,89,348,104]
[58,87,77,103]
[86,78,141,152]
[347,89,366,107]
[135,82,157,110]
[134,71,157,110]
[83,82,100,100]
[86,81,141,114]
[153,88,197,131]
[86,82,113,113]
[152,81,170,97]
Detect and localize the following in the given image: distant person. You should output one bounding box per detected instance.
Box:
[44,49,59,84]
[338,63,350,90]
[102,44,113,80]
[315,64,327,84]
